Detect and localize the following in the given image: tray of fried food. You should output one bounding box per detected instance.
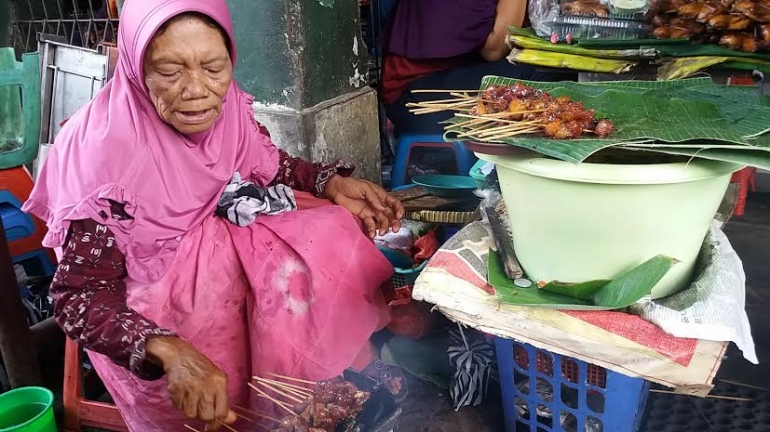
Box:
[649,0,770,52]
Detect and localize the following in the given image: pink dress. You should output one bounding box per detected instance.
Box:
[52,189,392,431]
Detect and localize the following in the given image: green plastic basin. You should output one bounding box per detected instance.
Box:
[412,175,478,198]
[479,153,741,299]
[0,387,56,432]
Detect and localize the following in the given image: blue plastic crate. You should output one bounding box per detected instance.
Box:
[496,338,650,432]
[1,202,35,241]
[12,249,56,278]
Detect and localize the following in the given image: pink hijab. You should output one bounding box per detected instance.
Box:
[23,0,278,283]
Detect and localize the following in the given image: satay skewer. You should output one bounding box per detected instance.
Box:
[233,412,271,431]
[481,127,542,141]
[265,373,317,387]
[454,120,543,138]
[410,89,481,94]
[184,426,201,432]
[406,100,476,110]
[254,380,305,404]
[252,377,313,396]
[406,96,475,105]
[254,379,312,399]
[247,383,295,416]
[233,405,280,423]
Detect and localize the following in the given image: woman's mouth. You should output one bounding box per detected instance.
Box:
[176,109,213,124]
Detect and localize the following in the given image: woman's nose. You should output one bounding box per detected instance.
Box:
[181,73,209,100]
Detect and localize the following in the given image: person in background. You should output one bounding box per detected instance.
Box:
[24,1,402,430]
[381,0,572,135]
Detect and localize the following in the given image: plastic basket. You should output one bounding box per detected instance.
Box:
[0,50,41,170]
[469,159,493,190]
[391,260,428,289]
[496,338,650,432]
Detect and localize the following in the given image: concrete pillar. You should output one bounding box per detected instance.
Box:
[227,0,381,183]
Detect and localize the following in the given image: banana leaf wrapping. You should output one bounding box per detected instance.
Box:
[444,76,770,170]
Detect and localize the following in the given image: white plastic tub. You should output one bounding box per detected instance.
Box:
[479,153,741,298]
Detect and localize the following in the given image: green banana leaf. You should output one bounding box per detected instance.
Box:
[658,56,770,80]
[657,57,730,80]
[488,250,677,310]
[540,279,610,300]
[592,255,678,309]
[444,76,770,165]
[620,145,770,171]
[719,61,770,75]
[507,27,657,59]
[649,43,770,61]
[578,38,690,48]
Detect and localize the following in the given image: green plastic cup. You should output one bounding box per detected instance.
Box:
[0,387,56,432]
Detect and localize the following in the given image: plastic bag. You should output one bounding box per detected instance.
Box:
[529,0,562,37]
[528,0,649,39]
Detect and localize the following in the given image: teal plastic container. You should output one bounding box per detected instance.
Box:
[0,387,56,432]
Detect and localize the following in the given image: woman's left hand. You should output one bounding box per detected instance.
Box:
[324,175,405,238]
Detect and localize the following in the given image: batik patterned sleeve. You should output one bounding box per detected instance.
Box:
[255,122,355,197]
[51,218,173,381]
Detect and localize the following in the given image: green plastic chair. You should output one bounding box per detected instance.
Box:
[0,48,41,170]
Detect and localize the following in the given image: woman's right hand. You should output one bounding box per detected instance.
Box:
[146,336,237,431]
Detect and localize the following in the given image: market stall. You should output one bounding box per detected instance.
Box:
[400,68,769,431]
[510,0,770,81]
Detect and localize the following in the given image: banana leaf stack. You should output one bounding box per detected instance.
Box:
[507,26,770,79]
[444,76,770,171]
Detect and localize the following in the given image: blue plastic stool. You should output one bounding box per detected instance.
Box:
[496,338,650,432]
[391,134,476,188]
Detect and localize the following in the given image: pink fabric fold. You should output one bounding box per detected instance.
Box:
[90,209,392,431]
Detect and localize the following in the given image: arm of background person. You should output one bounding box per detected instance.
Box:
[480,0,528,62]
[51,218,172,380]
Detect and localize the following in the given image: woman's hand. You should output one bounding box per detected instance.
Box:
[324,175,405,238]
[146,336,237,431]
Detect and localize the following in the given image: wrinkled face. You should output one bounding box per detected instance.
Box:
[143,14,233,134]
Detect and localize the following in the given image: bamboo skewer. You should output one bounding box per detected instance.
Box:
[406,97,475,105]
[248,383,295,415]
[410,89,481,94]
[649,389,752,402]
[253,377,313,396]
[406,100,476,110]
[234,412,271,430]
[184,426,201,432]
[265,373,317,387]
[719,379,770,392]
[483,127,541,141]
[223,424,240,432]
[233,405,280,423]
[254,379,305,404]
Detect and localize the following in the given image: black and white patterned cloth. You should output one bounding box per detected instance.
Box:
[216,173,297,227]
[448,325,495,411]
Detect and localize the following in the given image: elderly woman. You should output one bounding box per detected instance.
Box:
[24,1,403,431]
